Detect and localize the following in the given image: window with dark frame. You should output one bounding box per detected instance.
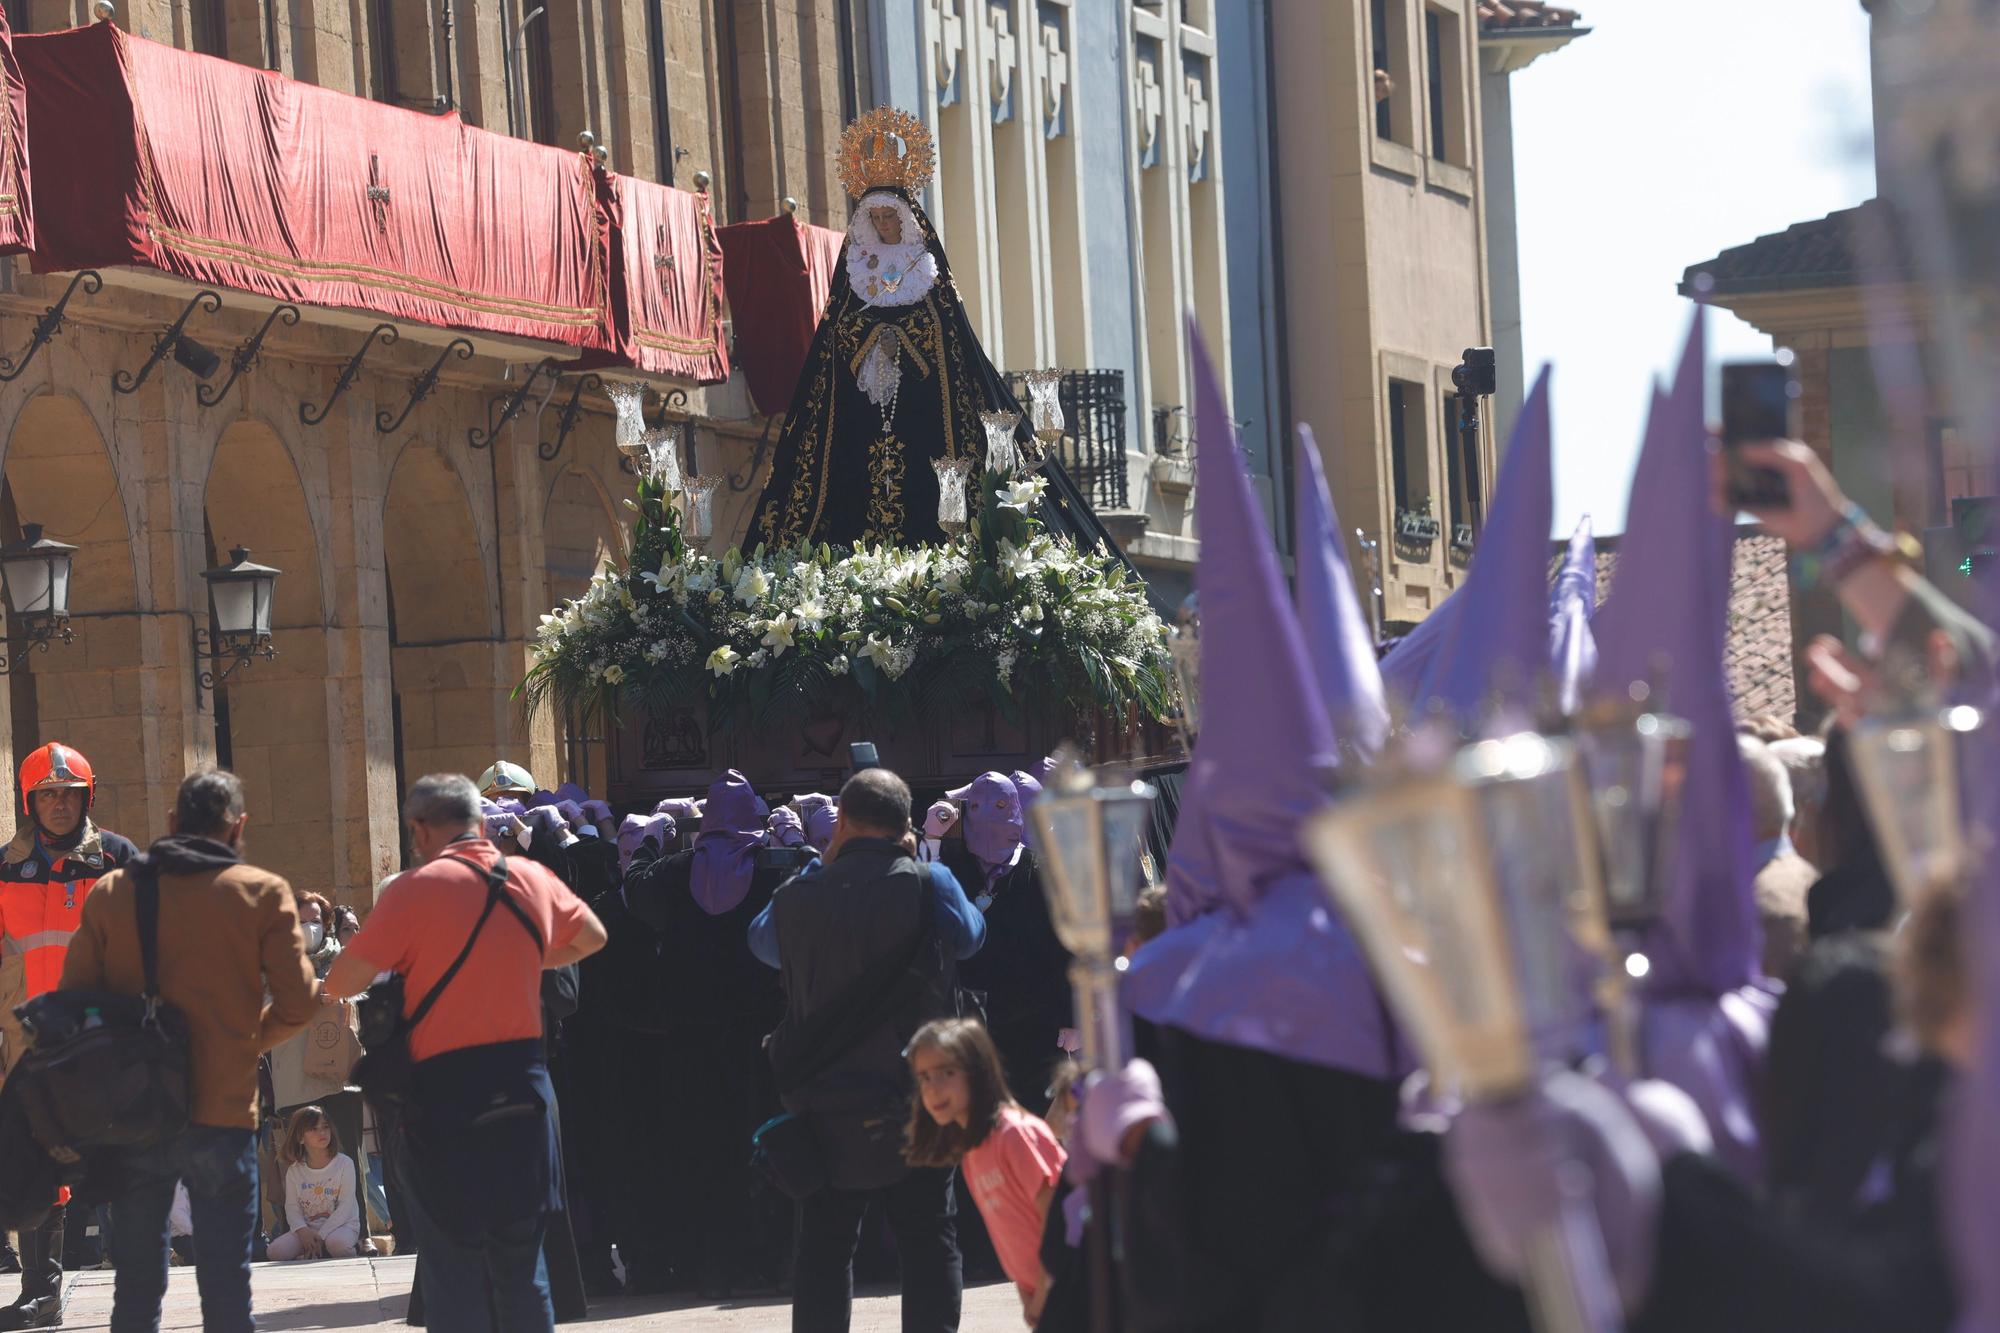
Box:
[1426,9,1447,160]
[1389,379,1430,521]
[525,3,557,146]
[190,0,228,57]
[1372,0,1392,140]
[369,0,400,105]
[1443,391,1484,540]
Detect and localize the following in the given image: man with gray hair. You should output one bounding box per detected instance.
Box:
[1740,734,1818,980]
[60,768,317,1333]
[326,774,606,1333]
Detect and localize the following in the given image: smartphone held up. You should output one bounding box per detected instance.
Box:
[1720,357,1801,510]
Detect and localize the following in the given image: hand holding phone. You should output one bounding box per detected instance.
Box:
[1720,360,1800,509]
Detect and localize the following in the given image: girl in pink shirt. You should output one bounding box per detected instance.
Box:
[905,1018,1067,1325]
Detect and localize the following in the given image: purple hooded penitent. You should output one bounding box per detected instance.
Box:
[1009,770,1045,810]
[1393,367,1555,728]
[617,813,673,875]
[1550,516,1599,716]
[1593,315,1768,1183]
[1593,312,1758,999]
[689,771,764,915]
[554,782,588,806]
[1120,321,1394,1080]
[957,772,1025,868]
[1293,424,1390,758]
[655,797,700,826]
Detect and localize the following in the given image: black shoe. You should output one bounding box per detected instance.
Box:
[0,1296,65,1330]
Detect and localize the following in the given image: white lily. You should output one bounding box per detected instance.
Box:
[761,615,798,654]
[733,565,770,605]
[706,645,741,677]
[861,633,896,669]
[996,475,1048,513]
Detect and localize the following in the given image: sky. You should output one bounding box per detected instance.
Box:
[1510,0,1878,536]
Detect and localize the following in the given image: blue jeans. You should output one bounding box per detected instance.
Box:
[106,1124,259,1333]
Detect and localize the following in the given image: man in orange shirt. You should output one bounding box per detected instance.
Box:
[326,773,605,1333]
[0,743,138,1332]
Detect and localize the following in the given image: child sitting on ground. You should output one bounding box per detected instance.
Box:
[266,1104,361,1261]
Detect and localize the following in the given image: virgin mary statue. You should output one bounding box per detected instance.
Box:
[750,107,1036,550]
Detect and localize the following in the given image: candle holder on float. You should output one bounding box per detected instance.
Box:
[1302,725,1624,1333]
[933,457,975,536]
[680,475,722,548]
[608,381,648,468]
[642,424,685,492]
[980,410,1023,479]
[1021,370,1065,465]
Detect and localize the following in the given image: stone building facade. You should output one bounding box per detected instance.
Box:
[0,0,874,907]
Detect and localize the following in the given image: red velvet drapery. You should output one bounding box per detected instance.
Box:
[17,22,615,350]
[599,173,731,383]
[0,10,33,255]
[717,214,843,416]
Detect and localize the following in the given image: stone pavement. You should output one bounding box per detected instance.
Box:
[1,1259,1024,1331]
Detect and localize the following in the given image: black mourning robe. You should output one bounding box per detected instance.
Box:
[943,842,1073,1115]
[621,847,790,1293]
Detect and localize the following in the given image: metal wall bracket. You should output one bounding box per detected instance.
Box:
[537,373,603,462]
[112,289,222,395]
[469,357,559,450]
[300,323,398,427]
[377,336,474,434]
[0,271,102,383]
[197,304,300,408]
[192,623,277,707]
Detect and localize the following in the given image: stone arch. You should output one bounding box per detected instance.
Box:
[542,466,624,605]
[383,439,508,795]
[0,393,148,836]
[202,419,334,897]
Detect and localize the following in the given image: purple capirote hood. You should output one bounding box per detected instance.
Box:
[956,772,1024,867]
[689,770,763,914]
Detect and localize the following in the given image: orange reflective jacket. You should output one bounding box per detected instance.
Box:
[0,824,137,999]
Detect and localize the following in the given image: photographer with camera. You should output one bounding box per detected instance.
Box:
[747,765,986,1333]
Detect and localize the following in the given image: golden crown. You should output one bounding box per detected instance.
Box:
[837,107,936,199]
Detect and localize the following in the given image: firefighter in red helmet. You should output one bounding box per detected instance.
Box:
[0,743,137,1330]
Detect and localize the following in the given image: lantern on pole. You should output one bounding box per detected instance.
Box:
[1303,726,1623,1333]
[1025,751,1156,1072]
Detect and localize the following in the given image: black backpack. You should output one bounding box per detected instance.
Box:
[11,862,192,1156]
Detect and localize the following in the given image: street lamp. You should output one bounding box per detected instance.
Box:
[0,523,77,674]
[1024,753,1155,1071]
[1302,727,1622,1333]
[195,546,280,694]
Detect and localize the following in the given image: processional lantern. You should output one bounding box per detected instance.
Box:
[1567,688,1692,935]
[1026,750,1156,1071]
[642,424,685,492]
[607,380,648,469]
[1847,698,1987,908]
[1302,726,1624,1333]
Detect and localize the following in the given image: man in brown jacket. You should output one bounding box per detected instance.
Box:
[59,769,316,1333]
